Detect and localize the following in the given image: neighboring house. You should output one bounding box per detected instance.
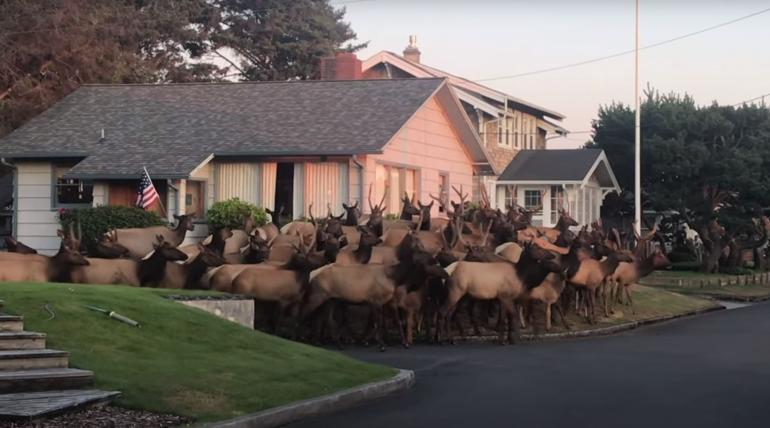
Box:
[0,78,493,253]
[320,37,618,228]
[494,149,620,227]
[325,36,568,174]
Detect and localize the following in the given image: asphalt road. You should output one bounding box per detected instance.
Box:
[291,302,770,428]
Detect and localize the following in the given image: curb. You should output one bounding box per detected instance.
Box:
[698,294,770,303]
[209,369,415,428]
[456,304,725,344]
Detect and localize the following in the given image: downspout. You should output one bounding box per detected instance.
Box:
[351,155,365,206]
[1,158,18,239]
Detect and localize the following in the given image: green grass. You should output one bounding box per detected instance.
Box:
[0,282,395,422]
[544,285,720,333]
[650,282,770,300]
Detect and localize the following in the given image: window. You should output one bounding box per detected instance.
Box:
[53,165,93,207]
[497,119,504,144]
[550,185,564,224]
[524,190,542,213]
[375,164,416,215]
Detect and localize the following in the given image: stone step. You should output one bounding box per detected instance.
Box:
[0,368,93,394]
[0,316,23,333]
[0,389,121,419]
[0,331,46,350]
[0,350,68,371]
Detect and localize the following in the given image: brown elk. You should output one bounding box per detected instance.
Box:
[399,192,420,221]
[342,200,361,226]
[259,207,283,242]
[4,236,37,254]
[110,214,195,260]
[335,226,384,265]
[0,241,88,283]
[439,242,562,344]
[612,249,671,313]
[180,227,234,261]
[161,245,227,289]
[366,183,388,237]
[231,234,317,331]
[71,235,188,287]
[93,231,131,259]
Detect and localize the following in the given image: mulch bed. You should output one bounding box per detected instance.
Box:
[1,406,191,428]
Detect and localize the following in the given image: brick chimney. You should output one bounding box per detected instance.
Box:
[319,52,362,80]
[403,35,421,63]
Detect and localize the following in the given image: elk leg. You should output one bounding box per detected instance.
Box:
[554,302,571,330]
[469,299,482,336]
[389,300,407,348]
[545,303,552,332]
[518,302,528,329]
[372,305,386,352]
[626,285,636,314]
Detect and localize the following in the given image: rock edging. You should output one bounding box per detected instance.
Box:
[208,369,414,428]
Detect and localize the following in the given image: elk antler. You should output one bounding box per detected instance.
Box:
[307,203,315,226]
[368,183,374,212]
[413,205,425,231]
[429,192,452,216]
[327,203,334,218]
[480,220,493,247]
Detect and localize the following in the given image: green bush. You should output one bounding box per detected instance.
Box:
[59,206,165,254]
[207,198,268,229]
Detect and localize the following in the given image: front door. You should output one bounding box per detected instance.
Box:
[274,163,294,222]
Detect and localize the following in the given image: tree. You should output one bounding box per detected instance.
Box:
[211,0,366,81]
[0,0,364,137]
[588,88,770,272]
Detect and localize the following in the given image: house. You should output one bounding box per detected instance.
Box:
[0,78,493,254]
[494,149,620,227]
[320,36,618,228]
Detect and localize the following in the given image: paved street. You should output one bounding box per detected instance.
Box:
[292,302,770,428]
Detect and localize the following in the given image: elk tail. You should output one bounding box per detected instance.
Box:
[309,263,334,284]
[444,261,460,277]
[495,242,517,254]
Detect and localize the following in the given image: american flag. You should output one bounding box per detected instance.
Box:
[136,167,159,210]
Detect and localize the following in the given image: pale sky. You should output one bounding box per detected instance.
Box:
[337,0,770,148]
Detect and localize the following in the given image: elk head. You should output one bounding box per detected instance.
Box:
[265,206,285,228]
[399,192,420,221]
[54,241,90,266]
[342,200,360,226]
[152,235,188,262]
[366,183,387,236]
[324,203,345,238]
[196,244,227,268]
[95,231,130,259]
[243,234,271,263]
[173,214,196,232]
[416,200,433,231]
[4,236,37,254]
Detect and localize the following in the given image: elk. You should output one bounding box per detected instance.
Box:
[399,192,420,221]
[335,226,384,265]
[612,249,671,314]
[160,245,227,289]
[4,236,37,254]
[439,242,562,344]
[93,231,131,259]
[342,201,361,226]
[110,214,195,260]
[0,241,88,283]
[205,236,280,291]
[71,235,188,287]
[180,227,233,261]
[231,234,317,331]
[366,183,388,237]
[526,272,570,331]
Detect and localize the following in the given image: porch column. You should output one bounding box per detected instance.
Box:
[177,179,187,216]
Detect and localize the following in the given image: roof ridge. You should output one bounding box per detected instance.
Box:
[81,77,447,88]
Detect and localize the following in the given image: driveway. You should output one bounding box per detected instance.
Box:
[291,302,770,428]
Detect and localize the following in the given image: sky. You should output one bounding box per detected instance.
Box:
[335,0,770,148]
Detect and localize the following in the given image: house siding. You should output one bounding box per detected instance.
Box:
[15,162,60,254]
[364,97,475,217]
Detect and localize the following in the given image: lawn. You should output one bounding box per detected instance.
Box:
[650,282,770,301]
[549,284,720,332]
[0,282,395,422]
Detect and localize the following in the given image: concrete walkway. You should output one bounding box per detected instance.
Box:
[291,302,770,428]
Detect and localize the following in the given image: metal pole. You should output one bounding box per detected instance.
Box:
[634,0,642,235]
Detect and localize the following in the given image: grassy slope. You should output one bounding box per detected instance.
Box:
[0,282,394,422]
[542,285,720,333]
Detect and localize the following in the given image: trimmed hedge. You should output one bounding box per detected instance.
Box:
[206,198,268,230]
[59,206,165,254]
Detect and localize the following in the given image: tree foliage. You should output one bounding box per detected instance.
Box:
[588,89,770,220]
[0,0,363,137]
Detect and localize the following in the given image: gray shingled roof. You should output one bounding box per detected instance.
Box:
[0,78,446,178]
[498,149,604,182]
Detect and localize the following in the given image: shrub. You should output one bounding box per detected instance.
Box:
[207,198,268,229]
[59,206,165,254]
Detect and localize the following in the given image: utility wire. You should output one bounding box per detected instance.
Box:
[732,92,770,106]
[476,6,770,82]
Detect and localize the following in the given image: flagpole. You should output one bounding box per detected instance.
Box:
[634,0,642,235]
[143,166,168,219]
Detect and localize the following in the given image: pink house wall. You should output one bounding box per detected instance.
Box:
[360,96,475,217]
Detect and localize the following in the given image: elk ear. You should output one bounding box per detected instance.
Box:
[428,200,434,209]
[57,230,65,238]
[173,214,180,220]
[343,203,349,209]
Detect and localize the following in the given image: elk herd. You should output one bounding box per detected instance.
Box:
[1,184,670,350]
